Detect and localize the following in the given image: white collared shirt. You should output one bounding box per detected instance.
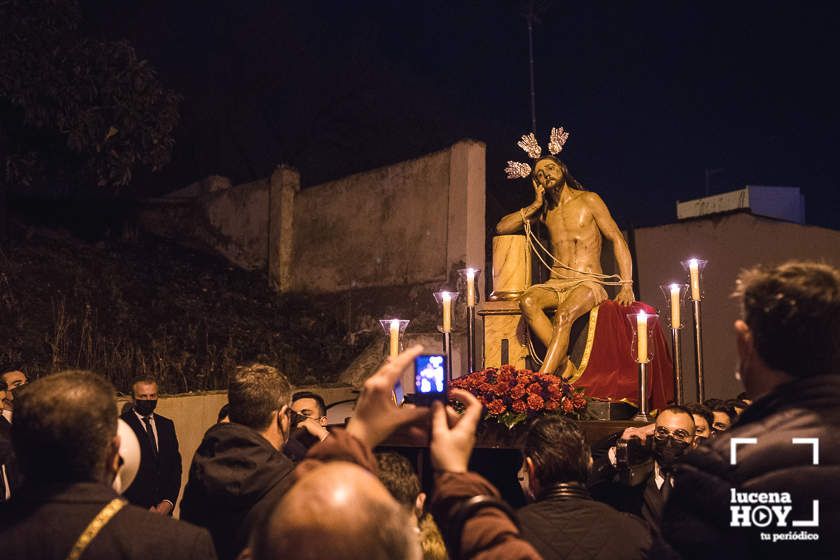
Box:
[134,409,159,449]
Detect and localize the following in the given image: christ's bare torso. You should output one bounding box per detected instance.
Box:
[541,190,603,279]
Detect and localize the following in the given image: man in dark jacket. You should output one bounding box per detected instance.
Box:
[517,416,651,559]
[180,363,296,560]
[0,370,216,559]
[120,376,182,514]
[659,261,840,558]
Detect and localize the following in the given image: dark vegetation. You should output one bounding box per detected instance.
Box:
[0,227,379,394]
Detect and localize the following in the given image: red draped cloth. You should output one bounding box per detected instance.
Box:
[575,301,674,410]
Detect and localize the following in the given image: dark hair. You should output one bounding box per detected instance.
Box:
[523,416,590,486]
[228,363,291,430]
[12,370,117,484]
[130,375,158,395]
[709,401,737,421]
[684,403,714,429]
[725,398,749,412]
[734,261,840,377]
[292,391,327,418]
[375,452,421,512]
[217,403,230,423]
[0,378,7,391]
[533,156,587,191]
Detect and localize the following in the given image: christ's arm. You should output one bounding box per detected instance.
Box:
[586,192,635,305]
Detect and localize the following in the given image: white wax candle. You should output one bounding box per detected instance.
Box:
[442,292,452,333]
[466,269,476,307]
[389,319,400,358]
[689,259,701,301]
[637,311,648,363]
[670,284,681,328]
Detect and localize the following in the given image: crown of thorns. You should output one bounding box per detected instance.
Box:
[504,127,570,179]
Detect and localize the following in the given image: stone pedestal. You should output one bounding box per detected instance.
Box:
[477,300,529,369]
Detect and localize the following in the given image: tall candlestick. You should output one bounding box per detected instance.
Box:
[442,292,452,333]
[637,311,648,363]
[466,268,476,307]
[689,259,700,301]
[669,283,681,328]
[389,319,400,358]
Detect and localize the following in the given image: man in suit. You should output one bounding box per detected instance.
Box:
[589,406,696,530]
[1,368,27,423]
[0,370,216,559]
[120,376,182,515]
[518,415,651,559]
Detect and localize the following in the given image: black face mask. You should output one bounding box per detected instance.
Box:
[134,399,158,416]
[651,436,690,468]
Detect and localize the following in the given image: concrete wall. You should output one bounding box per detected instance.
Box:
[634,211,840,402]
[292,140,485,292]
[139,140,486,296]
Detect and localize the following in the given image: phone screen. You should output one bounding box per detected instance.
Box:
[414,354,447,404]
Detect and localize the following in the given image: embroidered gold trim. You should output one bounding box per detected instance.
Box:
[65,498,126,560]
[567,305,599,384]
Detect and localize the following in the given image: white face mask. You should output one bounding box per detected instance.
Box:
[113,419,141,494]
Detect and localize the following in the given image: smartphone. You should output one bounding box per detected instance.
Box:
[413,353,448,405]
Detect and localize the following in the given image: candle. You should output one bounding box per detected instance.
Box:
[689,259,700,301]
[637,311,648,363]
[466,269,476,307]
[669,284,681,328]
[389,319,400,358]
[442,292,452,333]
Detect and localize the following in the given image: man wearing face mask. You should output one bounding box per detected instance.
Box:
[0,370,216,559]
[180,363,296,560]
[589,405,696,530]
[517,416,651,559]
[120,376,182,515]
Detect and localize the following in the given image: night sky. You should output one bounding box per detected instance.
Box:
[81,1,840,230]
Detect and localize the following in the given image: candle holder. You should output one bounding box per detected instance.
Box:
[626,310,658,422]
[681,258,708,402]
[378,319,410,360]
[458,268,481,374]
[433,290,459,380]
[659,283,689,404]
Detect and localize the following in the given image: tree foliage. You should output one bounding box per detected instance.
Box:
[0,0,181,189]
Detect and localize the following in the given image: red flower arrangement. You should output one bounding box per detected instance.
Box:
[451,365,588,428]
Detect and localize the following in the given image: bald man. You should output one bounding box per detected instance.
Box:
[254,462,420,560]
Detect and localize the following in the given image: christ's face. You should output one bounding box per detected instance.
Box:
[534,158,564,190]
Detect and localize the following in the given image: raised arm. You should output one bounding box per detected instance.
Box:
[495,177,545,235]
[587,192,635,305]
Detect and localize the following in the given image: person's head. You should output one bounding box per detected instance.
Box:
[725,398,749,416]
[1,369,28,411]
[11,370,120,485]
[684,403,714,443]
[652,406,696,469]
[733,261,840,397]
[130,375,158,416]
[532,156,585,193]
[228,363,292,450]
[709,402,736,434]
[253,461,421,560]
[375,452,424,520]
[291,391,328,427]
[519,416,590,501]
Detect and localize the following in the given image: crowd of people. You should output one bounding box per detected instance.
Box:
[0,259,838,559]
